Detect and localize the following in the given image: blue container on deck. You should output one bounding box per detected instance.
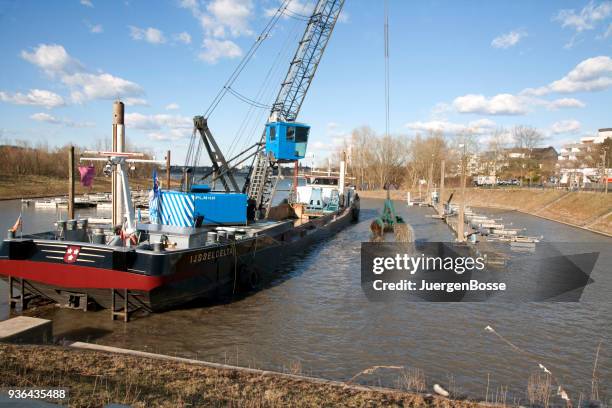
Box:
[159,191,247,227]
[265,121,310,162]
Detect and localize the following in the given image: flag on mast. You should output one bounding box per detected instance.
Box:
[148,169,162,224]
[9,214,22,233]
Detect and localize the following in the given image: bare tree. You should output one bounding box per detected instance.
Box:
[512,125,544,185]
[487,127,510,176]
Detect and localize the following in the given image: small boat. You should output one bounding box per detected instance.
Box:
[34,200,58,209]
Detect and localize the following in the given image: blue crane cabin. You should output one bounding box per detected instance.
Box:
[265,121,310,162]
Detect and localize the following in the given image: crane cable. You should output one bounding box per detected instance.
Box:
[225,0,314,160]
[384,0,390,140]
[202,0,293,120]
[185,0,293,174]
[225,86,271,110]
[240,0,317,150]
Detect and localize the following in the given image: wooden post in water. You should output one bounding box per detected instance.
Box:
[426,161,433,205]
[457,148,466,242]
[293,161,299,200]
[165,150,171,190]
[439,160,445,216]
[68,146,75,219]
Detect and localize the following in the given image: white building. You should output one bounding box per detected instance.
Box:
[558,128,611,163]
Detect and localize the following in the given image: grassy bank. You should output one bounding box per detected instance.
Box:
[0,174,178,200]
[0,344,486,407]
[359,188,612,236]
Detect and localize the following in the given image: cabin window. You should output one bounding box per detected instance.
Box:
[295,127,309,142]
[286,126,295,141]
[270,126,276,141]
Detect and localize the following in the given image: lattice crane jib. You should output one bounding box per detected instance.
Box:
[246,0,345,211]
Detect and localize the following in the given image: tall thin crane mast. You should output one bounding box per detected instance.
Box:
[272,0,344,122]
[246,0,345,211]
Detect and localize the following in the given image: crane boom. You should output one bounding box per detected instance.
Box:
[272,0,344,122]
[245,0,345,215]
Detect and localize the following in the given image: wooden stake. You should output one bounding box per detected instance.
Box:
[458,150,466,242]
[427,161,433,204]
[293,161,298,198]
[68,145,75,219]
[440,160,445,216]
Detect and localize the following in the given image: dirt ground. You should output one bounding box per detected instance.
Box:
[0,344,489,407]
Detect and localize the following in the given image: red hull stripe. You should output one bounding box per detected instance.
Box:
[0,260,163,291]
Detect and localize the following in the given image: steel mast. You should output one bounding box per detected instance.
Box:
[245,0,345,215]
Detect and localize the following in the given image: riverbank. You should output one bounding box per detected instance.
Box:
[0,174,180,201]
[359,188,612,236]
[0,343,484,407]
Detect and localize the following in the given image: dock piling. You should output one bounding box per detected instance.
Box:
[68,145,75,219]
[439,160,445,216]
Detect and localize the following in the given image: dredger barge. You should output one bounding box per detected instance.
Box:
[0,0,356,319]
[0,165,359,315]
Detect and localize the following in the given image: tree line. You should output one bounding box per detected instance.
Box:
[335,125,561,190]
[0,139,157,179]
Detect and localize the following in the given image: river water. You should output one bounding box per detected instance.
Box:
[0,197,610,403]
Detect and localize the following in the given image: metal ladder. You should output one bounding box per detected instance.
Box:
[248,151,273,218]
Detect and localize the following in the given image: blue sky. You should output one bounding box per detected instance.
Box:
[0,0,611,164]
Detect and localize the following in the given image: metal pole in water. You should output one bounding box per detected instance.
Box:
[68,145,75,220]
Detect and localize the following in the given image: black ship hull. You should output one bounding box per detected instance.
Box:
[1,205,359,312]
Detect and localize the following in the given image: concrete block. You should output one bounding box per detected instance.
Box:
[0,316,52,344]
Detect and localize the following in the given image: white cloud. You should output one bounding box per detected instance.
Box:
[84,20,103,34]
[31,112,60,124]
[64,72,144,103]
[20,44,145,104]
[90,24,103,34]
[0,89,65,109]
[550,119,581,134]
[126,112,193,141]
[548,98,586,109]
[554,1,612,32]
[80,0,93,7]
[123,97,149,106]
[605,22,612,37]
[453,93,528,115]
[21,44,81,75]
[129,26,166,44]
[180,0,252,63]
[181,0,253,38]
[125,113,192,130]
[338,10,350,24]
[149,129,192,141]
[165,103,180,110]
[405,118,497,135]
[491,30,527,49]
[523,56,612,95]
[30,112,95,128]
[199,38,242,63]
[175,32,192,44]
